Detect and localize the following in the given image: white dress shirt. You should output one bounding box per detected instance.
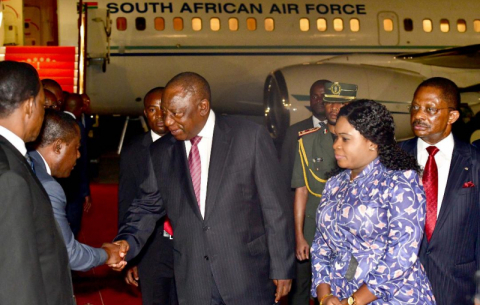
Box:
[151,130,162,142]
[312,116,327,128]
[417,133,454,216]
[185,110,215,218]
[0,125,27,156]
[36,151,52,175]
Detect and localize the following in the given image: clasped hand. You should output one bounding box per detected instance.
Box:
[102,240,130,270]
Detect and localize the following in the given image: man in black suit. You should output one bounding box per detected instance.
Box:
[399,77,480,305]
[113,72,295,305]
[118,87,178,305]
[60,93,91,236]
[0,61,75,305]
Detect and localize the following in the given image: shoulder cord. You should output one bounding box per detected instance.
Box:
[299,138,326,198]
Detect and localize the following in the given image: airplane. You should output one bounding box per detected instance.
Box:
[0,0,480,143]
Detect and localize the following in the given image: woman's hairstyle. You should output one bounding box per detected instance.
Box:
[336,99,421,173]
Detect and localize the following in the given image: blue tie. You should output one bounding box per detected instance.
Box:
[25,153,35,174]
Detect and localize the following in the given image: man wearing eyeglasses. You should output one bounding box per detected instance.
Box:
[399,77,480,305]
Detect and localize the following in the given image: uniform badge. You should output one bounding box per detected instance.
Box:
[298,127,320,138]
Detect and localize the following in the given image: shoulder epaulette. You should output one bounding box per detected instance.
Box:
[298,127,320,138]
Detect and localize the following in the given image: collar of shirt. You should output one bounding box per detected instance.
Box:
[151,130,162,142]
[64,111,76,120]
[417,133,454,167]
[36,150,52,175]
[198,110,216,139]
[344,157,382,183]
[312,116,327,128]
[0,125,27,156]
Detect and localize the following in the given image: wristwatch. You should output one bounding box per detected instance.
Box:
[347,294,356,305]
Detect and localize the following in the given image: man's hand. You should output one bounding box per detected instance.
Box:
[273,279,292,303]
[107,240,129,271]
[83,195,92,213]
[102,242,124,265]
[125,266,139,287]
[295,235,310,261]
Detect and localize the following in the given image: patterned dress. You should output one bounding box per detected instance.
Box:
[311,159,436,304]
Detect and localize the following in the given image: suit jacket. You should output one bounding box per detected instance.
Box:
[0,136,74,305]
[59,120,90,201]
[280,117,313,192]
[400,137,480,305]
[118,132,174,304]
[118,116,295,305]
[29,150,107,271]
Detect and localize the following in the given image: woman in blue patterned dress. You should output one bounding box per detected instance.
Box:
[311,100,435,305]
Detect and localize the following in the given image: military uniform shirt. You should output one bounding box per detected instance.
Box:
[291,126,336,243]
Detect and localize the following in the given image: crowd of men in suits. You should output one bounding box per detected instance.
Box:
[0,59,478,305]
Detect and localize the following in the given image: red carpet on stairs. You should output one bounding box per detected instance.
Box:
[74,184,142,305]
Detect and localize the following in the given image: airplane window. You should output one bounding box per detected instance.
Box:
[317,18,327,31]
[350,18,360,32]
[440,19,450,32]
[192,18,202,31]
[404,18,413,31]
[173,17,183,31]
[135,17,146,31]
[423,19,433,32]
[154,17,165,31]
[300,18,309,31]
[211,18,220,31]
[473,20,480,32]
[265,18,274,32]
[383,19,393,32]
[116,17,127,31]
[229,18,239,31]
[457,19,466,32]
[247,18,257,31]
[333,18,343,32]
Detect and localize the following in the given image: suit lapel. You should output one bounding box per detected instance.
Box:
[204,117,232,222]
[0,136,50,201]
[432,139,471,237]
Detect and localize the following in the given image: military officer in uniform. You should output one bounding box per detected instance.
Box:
[289,82,358,304]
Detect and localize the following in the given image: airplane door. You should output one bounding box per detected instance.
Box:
[24,6,41,46]
[377,12,399,46]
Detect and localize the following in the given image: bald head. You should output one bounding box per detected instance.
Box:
[42,79,64,107]
[165,72,211,104]
[63,93,83,119]
[44,89,59,110]
[143,87,166,136]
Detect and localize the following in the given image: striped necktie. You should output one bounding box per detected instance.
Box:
[188,136,202,208]
[25,153,35,174]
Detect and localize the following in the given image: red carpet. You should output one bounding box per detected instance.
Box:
[75,184,142,305]
[75,184,307,305]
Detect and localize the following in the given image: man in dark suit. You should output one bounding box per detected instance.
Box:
[59,93,91,236]
[399,77,480,305]
[0,61,75,305]
[30,110,123,271]
[119,87,178,305]
[113,72,295,305]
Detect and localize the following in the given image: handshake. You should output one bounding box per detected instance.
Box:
[101,240,130,271]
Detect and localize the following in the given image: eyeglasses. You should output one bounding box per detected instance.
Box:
[408,104,455,116]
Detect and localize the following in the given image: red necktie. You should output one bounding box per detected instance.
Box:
[188,136,202,208]
[164,217,173,236]
[423,146,439,242]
